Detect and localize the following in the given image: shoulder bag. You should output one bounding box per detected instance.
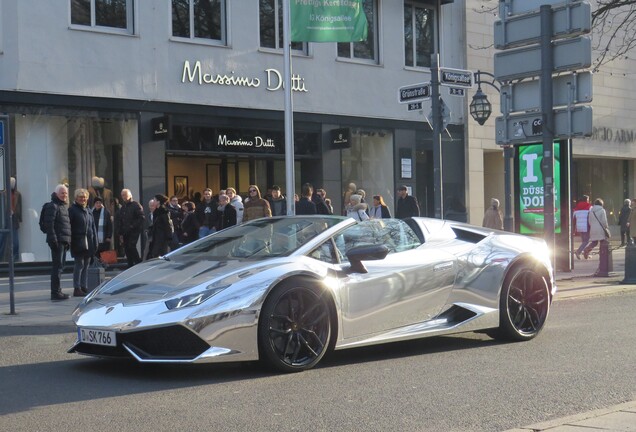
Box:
[592,210,611,238]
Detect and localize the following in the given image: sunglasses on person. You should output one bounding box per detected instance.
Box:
[249,189,257,192]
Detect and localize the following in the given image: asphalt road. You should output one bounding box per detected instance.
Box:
[1,290,635,432]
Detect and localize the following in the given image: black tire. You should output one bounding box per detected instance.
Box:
[492,264,551,341]
[258,280,332,372]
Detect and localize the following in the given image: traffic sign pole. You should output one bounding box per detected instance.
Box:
[431,54,443,219]
[0,115,16,315]
[541,5,556,266]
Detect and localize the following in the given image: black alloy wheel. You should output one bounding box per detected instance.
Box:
[259,281,331,372]
[495,265,550,341]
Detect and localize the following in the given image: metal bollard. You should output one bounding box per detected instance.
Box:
[595,240,613,277]
[622,243,636,284]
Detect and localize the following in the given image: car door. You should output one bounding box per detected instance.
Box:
[334,221,458,339]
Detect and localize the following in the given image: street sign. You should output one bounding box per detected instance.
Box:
[407,102,423,111]
[501,71,593,113]
[398,82,431,104]
[439,68,473,88]
[0,120,4,145]
[495,105,593,145]
[448,87,465,97]
[495,1,591,50]
[499,0,570,18]
[494,36,591,81]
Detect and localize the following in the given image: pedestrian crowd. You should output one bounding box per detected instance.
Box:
[37,178,423,301]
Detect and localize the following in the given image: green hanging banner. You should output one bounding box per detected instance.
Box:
[291,0,368,42]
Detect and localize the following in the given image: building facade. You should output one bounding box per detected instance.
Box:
[465,0,636,232]
[0,0,471,262]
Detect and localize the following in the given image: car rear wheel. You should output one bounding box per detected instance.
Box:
[258,281,331,372]
[492,265,550,341]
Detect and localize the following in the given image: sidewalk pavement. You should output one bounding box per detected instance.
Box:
[2,247,636,431]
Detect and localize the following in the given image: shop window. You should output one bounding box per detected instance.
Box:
[404,1,435,68]
[70,0,135,33]
[259,0,306,53]
[337,0,379,63]
[2,111,131,264]
[340,129,394,217]
[172,0,226,44]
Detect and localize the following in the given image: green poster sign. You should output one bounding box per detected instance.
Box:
[291,0,368,42]
[519,142,561,234]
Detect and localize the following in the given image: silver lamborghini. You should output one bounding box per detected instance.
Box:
[69,216,556,372]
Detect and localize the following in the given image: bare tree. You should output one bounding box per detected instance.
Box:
[591,0,636,70]
[469,0,636,71]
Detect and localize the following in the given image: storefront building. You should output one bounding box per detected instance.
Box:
[0,0,468,263]
[466,0,636,232]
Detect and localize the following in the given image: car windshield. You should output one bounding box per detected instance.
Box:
[169,216,347,260]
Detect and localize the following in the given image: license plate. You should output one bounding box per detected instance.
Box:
[77,328,116,347]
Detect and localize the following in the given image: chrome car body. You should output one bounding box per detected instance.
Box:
[69,216,555,372]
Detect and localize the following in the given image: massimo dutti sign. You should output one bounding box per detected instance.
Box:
[181,60,308,93]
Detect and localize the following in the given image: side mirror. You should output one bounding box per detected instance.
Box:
[345,244,389,274]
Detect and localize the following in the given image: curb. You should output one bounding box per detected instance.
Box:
[505,400,636,431]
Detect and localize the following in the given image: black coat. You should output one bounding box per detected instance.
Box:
[116,199,144,237]
[149,206,173,258]
[295,197,317,215]
[196,199,218,228]
[312,194,331,215]
[396,195,420,219]
[216,204,237,231]
[68,203,98,258]
[42,193,72,246]
[92,207,113,244]
[181,212,200,244]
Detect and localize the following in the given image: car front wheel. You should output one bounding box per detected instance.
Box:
[493,265,550,341]
[258,281,331,372]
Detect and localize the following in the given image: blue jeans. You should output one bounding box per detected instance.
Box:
[575,231,590,255]
[198,226,216,238]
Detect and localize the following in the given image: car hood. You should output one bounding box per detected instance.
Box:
[87,257,277,306]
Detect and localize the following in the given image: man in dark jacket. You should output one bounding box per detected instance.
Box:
[395,185,420,219]
[312,190,331,215]
[148,195,173,259]
[296,183,317,215]
[41,184,72,300]
[196,188,218,238]
[116,188,145,268]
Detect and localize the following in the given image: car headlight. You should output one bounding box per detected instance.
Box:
[164,285,229,310]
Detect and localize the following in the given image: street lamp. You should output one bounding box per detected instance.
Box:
[469,70,514,232]
[469,86,492,126]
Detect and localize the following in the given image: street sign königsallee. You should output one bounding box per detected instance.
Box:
[499,0,572,17]
[398,82,431,104]
[495,105,593,145]
[495,1,591,50]
[501,71,593,113]
[439,68,473,88]
[494,36,591,81]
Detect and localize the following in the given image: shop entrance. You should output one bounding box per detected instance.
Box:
[166,155,297,200]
